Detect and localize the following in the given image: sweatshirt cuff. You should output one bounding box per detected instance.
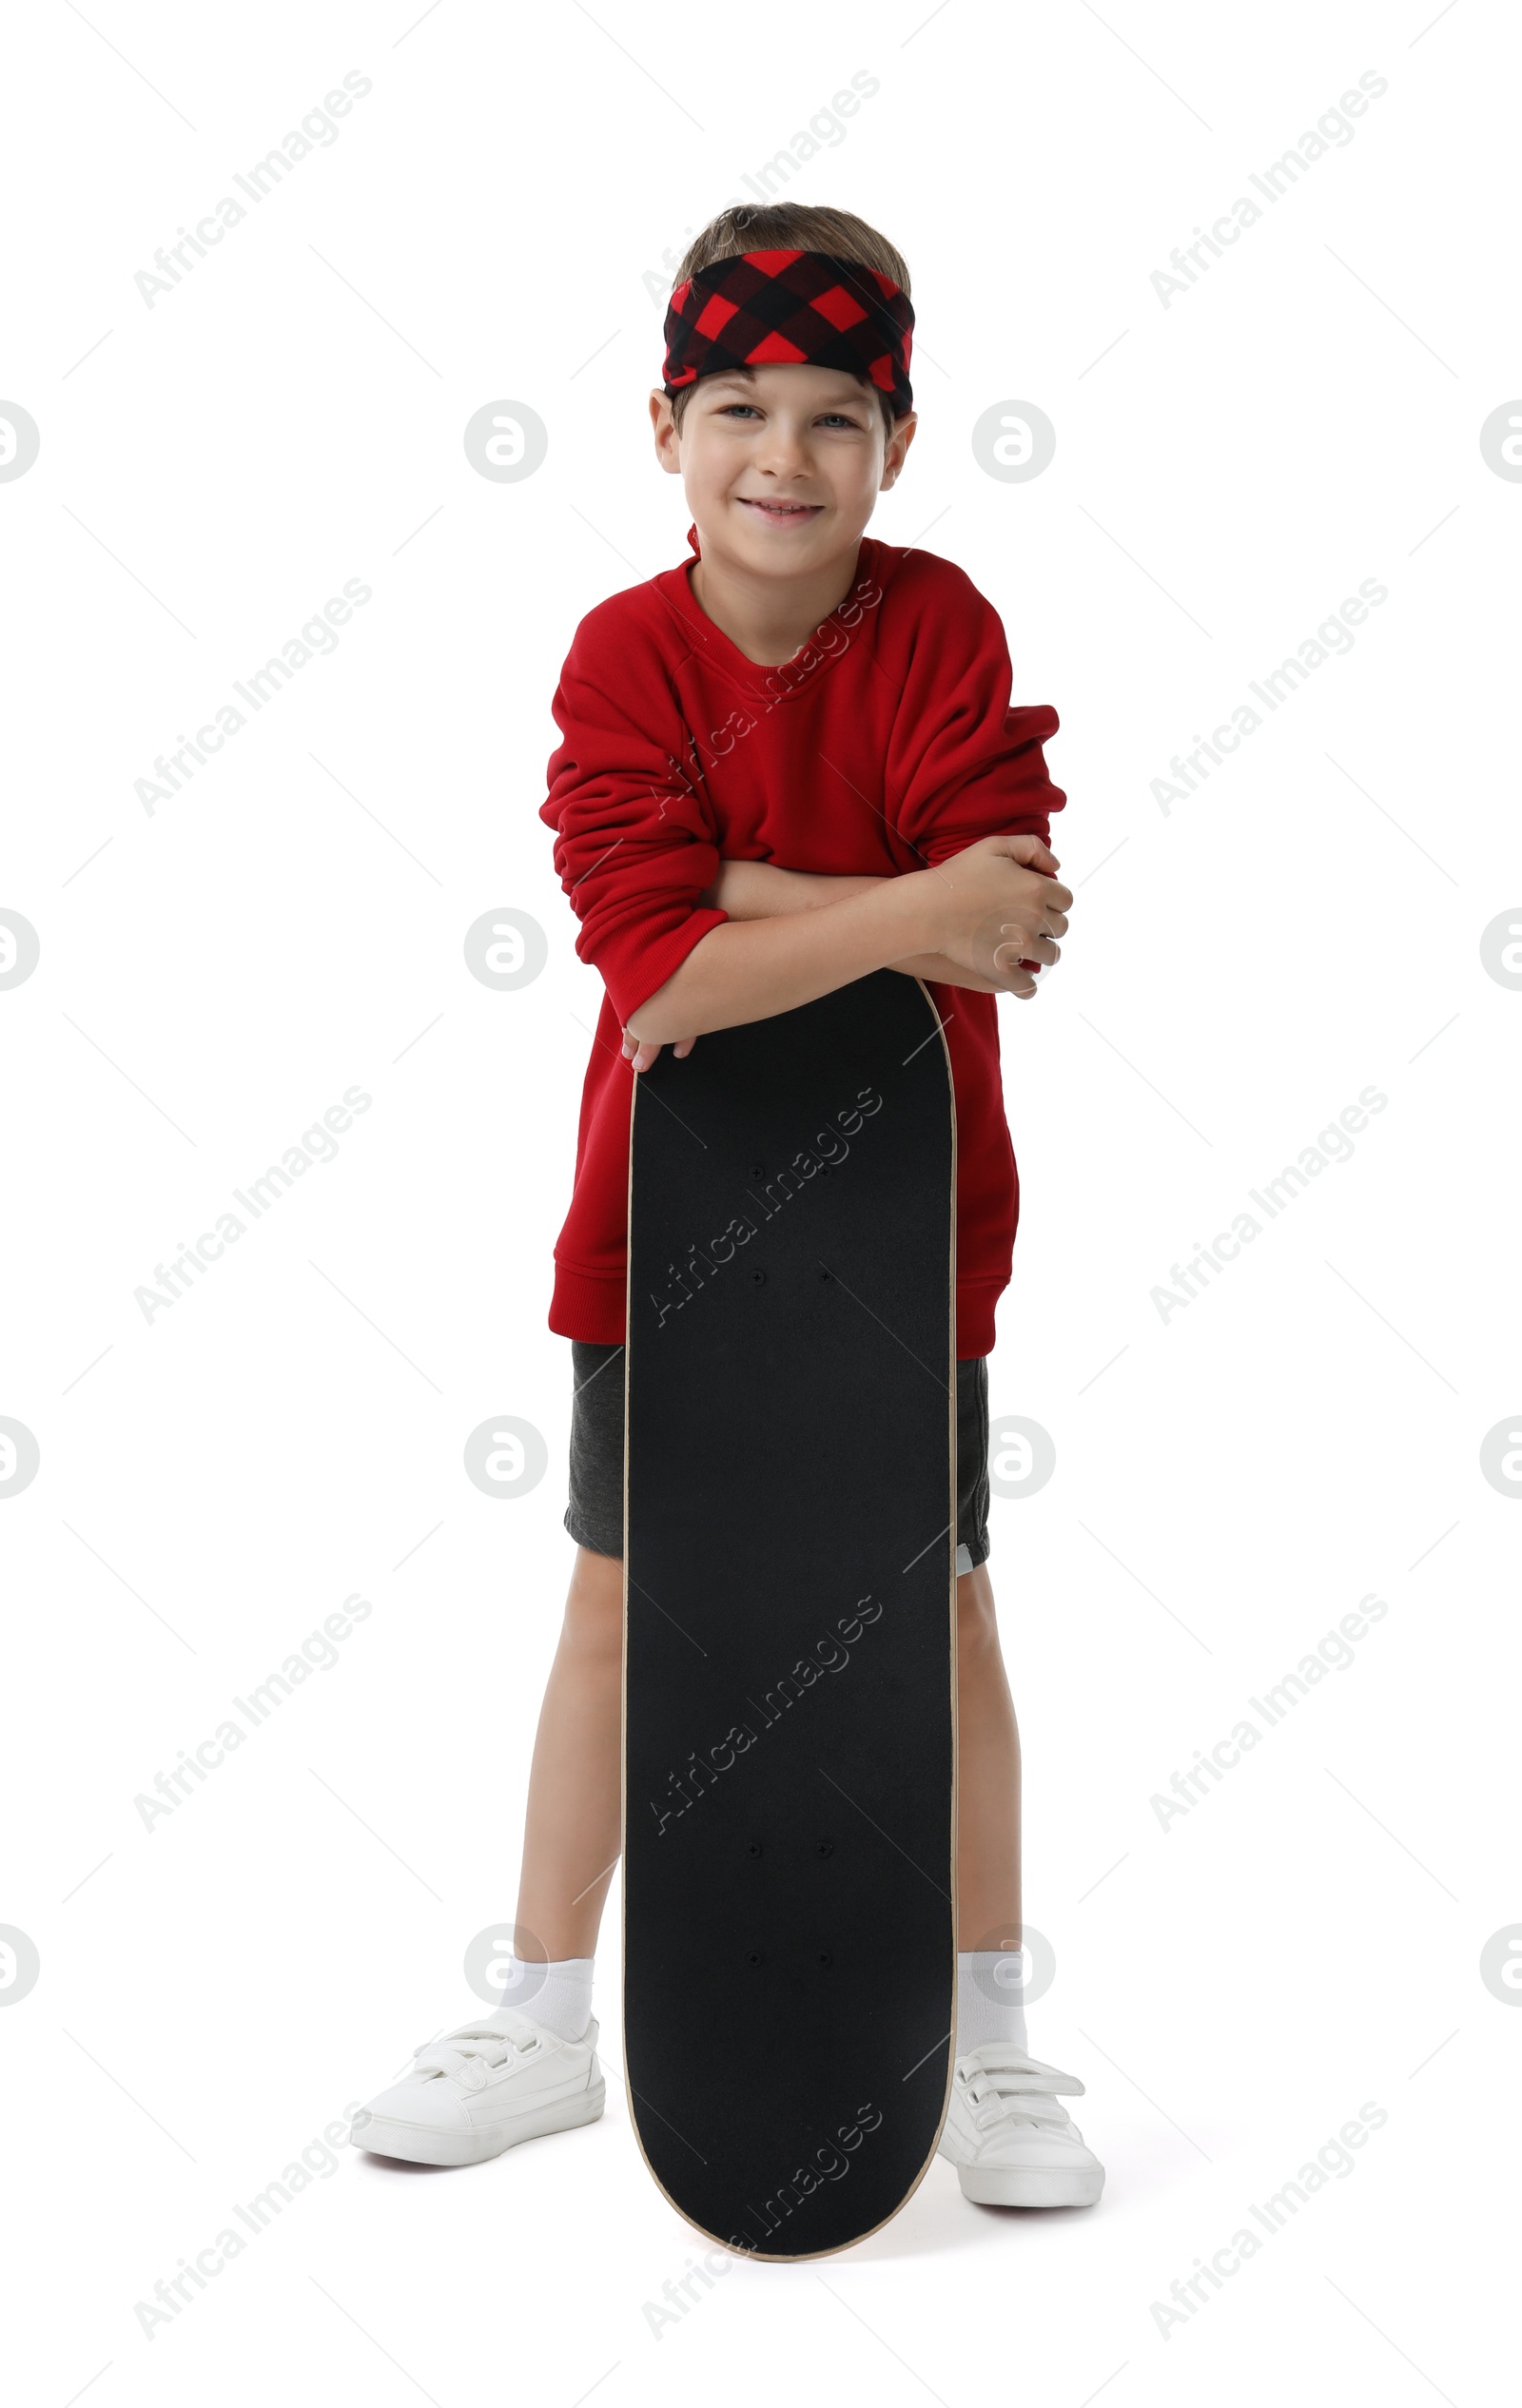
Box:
[596,906,729,1027]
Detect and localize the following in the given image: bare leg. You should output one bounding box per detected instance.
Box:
[513,1545,623,1961]
[955,1563,1022,1944]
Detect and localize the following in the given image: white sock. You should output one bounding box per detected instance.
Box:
[956,1949,1030,2058]
[497,1955,595,2042]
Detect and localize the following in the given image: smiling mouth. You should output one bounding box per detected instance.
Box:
[738,497,823,519]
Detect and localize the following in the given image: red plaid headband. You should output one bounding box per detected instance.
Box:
[662,249,914,420]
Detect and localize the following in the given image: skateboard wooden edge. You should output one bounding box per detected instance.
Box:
[617,972,963,2262]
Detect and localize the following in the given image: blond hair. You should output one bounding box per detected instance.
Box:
[668,204,911,438]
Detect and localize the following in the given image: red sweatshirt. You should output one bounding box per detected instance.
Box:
[539,525,1066,1357]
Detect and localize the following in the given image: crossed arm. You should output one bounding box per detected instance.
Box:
[706,861,1005,986]
[621,861,994,1074]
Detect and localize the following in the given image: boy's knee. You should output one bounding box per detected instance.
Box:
[956,1570,1001,1660]
[564,1547,624,1653]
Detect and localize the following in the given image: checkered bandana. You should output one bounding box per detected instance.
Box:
[662,249,914,419]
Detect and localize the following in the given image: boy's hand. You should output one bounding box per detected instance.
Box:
[908,834,1072,999]
[622,1028,697,1074]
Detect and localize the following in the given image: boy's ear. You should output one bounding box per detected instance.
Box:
[650,388,683,474]
[881,411,918,492]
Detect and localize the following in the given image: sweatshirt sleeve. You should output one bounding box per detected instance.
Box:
[887,565,1066,869]
[539,607,729,1025]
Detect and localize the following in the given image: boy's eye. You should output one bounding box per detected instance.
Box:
[719,405,860,429]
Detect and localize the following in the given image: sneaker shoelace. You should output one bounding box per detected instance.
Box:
[958,2045,1083,2135]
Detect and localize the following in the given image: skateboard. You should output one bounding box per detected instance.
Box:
[622,967,958,2259]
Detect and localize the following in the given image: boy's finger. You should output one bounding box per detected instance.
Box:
[621,1030,663,1073]
[999,833,1059,871]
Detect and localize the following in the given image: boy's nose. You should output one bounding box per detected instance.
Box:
[751,427,811,473]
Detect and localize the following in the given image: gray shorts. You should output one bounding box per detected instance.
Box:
[564,1340,991,1573]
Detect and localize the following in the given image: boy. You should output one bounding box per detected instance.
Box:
[352,204,1103,2215]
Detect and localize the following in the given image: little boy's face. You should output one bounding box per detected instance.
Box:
[651,361,915,574]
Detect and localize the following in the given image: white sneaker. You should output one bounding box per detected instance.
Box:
[350,2007,605,2167]
[939,2043,1105,2207]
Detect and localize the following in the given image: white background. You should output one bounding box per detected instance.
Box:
[2,2,1516,2401]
